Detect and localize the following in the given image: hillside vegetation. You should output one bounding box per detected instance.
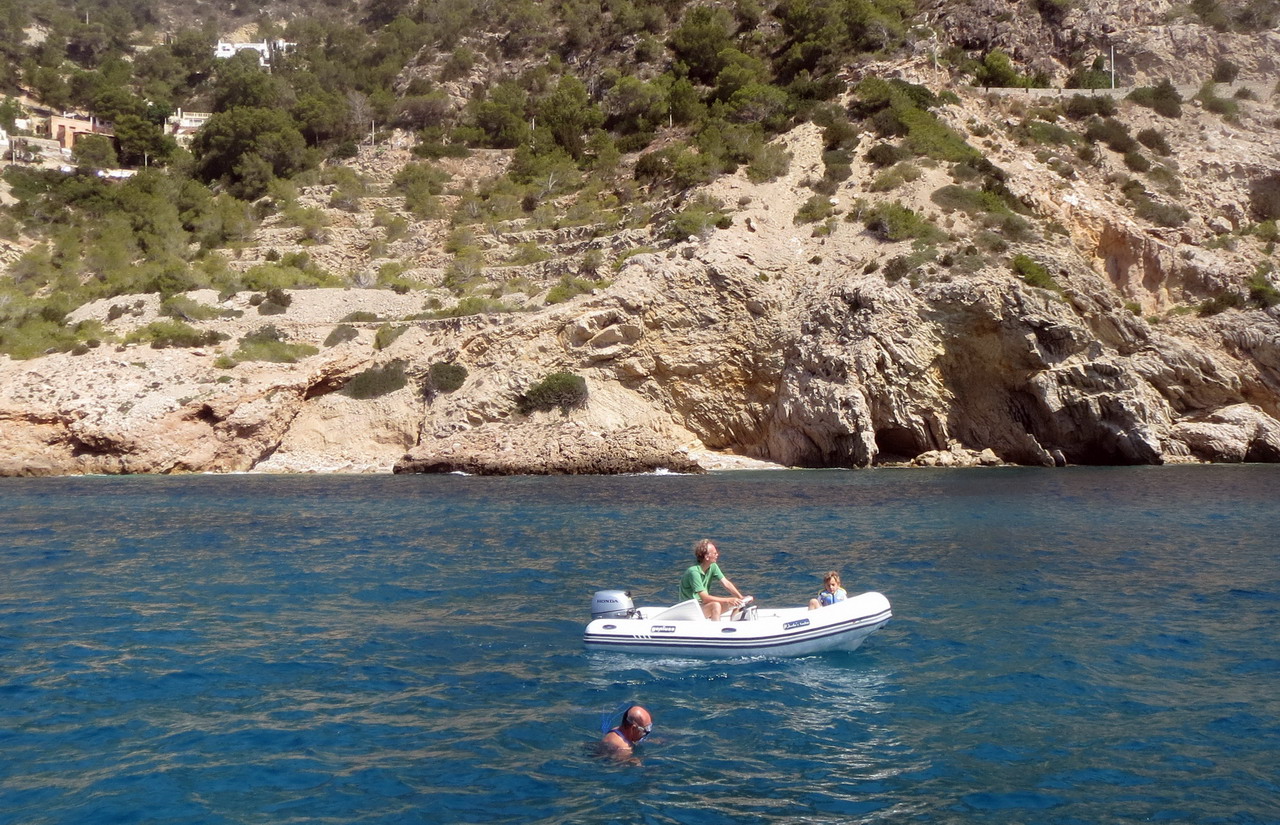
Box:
[2,0,1278,360]
[0,0,1279,475]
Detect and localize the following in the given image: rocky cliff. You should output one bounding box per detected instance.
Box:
[3,61,1279,475]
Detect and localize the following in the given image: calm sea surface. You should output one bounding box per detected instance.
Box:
[1,467,1277,825]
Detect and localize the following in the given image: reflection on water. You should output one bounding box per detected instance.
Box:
[1,467,1278,824]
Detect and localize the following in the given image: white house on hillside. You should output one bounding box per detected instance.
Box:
[165,109,212,147]
[213,39,295,68]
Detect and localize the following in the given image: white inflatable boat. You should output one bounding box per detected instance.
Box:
[583,590,892,658]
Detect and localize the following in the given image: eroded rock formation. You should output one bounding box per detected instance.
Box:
[2,82,1279,476]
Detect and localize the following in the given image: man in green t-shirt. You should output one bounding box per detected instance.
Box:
[679,539,749,620]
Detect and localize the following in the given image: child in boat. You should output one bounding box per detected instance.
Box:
[808,571,847,610]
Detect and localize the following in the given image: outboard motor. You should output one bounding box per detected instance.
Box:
[591,590,636,619]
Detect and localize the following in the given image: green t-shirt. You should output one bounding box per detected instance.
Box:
[679,562,724,602]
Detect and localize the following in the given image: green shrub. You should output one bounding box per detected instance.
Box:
[1085,118,1138,153]
[1196,83,1239,118]
[863,202,947,243]
[374,324,409,350]
[340,311,382,323]
[931,184,1012,216]
[882,255,911,282]
[1146,164,1183,195]
[972,49,1041,88]
[503,242,553,266]
[1018,119,1079,147]
[324,324,360,347]
[1065,57,1111,90]
[1124,151,1151,172]
[1136,128,1172,156]
[900,107,977,162]
[393,162,452,216]
[869,163,922,192]
[820,149,854,186]
[579,249,605,276]
[0,312,103,360]
[1247,220,1279,243]
[1212,58,1240,84]
[866,142,908,167]
[230,325,319,363]
[373,210,410,242]
[427,361,468,394]
[283,204,330,243]
[126,320,228,349]
[1127,80,1182,118]
[519,371,588,414]
[1192,0,1233,30]
[237,261,342,291]
[427,296,519,317]
[376,262,419,293]
[666,196,730,239]
[343,361,409,399]
[991,213,1036,242]
[1248,271,1280,308]
[546,275,601,304]
[160,295,235,321]
[614,247,658,269]
[1011,254,1059,290]
[256,287,292,316]
[1134,198,1191,227]
[745,142,791,183]
[1064,94,1116,120]
[795,194,836,224]
[851,78,976,163]
[1198,292,1243,316]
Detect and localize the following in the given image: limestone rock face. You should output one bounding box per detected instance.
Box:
[1169,404,1280,462]
[3,46,1280,475]
[930,0,1280,87]
[3,232,1278,475]
[393,421,704,475]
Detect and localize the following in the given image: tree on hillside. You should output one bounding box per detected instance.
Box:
[66,20,112,67]
[293,88,355,145]
[29,66,72,111]
[603,75,669,135]
[469,82,530,148]
[538,75,603,158]
[72,134,118,169]
[364,0,415,26]
[670,5,737,83]
[0,96,23,131]
[169,28,217,86]
[774,0,849,79]
[192,107,309,199]
[211,50,290,112]
[114,114,177,167]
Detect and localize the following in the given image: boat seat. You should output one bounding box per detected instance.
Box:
[651,599,705,621]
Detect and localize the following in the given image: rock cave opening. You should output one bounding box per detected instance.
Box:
[874,427,924,463]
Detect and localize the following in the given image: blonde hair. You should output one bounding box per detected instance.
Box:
[694,539,716,562]
[823,570,841,585]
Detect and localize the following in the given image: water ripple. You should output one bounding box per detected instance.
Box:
[1,468,1278,824]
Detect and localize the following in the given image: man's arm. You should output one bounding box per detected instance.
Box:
[696,588,739,608]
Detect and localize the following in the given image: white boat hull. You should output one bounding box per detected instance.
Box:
[583,591,891,658]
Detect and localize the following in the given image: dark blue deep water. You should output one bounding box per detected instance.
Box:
[2,467,1278,824]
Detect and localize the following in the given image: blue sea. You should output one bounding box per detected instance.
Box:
[1,467,1278,824]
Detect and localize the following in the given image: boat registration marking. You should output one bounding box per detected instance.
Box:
[783,618,811,630]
